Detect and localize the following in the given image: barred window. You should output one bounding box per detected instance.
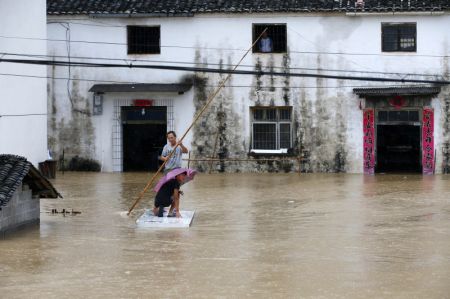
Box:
[251,107,292,150]
[382,23,416,52]
[127,26,160,54]
[378,110,419,122]
[252,24,287,54]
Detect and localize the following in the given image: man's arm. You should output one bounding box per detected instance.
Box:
[172,188,182,218]
[178,142,189,154]
[159,145,168,161]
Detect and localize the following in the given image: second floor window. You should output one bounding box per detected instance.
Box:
[127,26,160,54]
[382,23,416,52]
[251,107,292,150]
[252,24,287,54]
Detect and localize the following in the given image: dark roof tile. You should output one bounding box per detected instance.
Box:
[47,0,450,15]
[0,155,61,209]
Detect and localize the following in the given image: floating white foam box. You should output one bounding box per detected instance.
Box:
[136,210,195,228]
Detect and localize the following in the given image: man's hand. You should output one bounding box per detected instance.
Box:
[177,142,189,154]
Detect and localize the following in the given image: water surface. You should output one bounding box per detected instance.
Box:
[1,173,450,298]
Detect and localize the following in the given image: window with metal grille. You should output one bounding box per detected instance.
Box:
[382,23,416,52]
[377,110,420,122]
[127,26,160,54]
[251,107,292,150]
[252,24,287,54]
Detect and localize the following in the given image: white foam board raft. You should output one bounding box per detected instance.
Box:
[136,209,195,228]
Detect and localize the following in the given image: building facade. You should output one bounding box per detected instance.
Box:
[46,1,450,173]
[0,0,48,166]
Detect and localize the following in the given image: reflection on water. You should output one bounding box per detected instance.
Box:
[1,172,450,298]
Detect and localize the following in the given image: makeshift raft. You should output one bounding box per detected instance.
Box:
[136,209,195,228]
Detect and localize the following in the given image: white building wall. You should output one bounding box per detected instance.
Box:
[0,0,48,166]
[46,13,450,173]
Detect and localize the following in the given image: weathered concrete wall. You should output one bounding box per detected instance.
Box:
[0,184,40,234]
[46,13,450,173]
[47,69,96,162]
[436,85,450,174]
[0,0,47,166]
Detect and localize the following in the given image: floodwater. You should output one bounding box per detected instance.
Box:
[1,172,450,298]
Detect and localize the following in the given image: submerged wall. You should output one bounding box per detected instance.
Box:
[46,13,450,173]
[0,184,40,234]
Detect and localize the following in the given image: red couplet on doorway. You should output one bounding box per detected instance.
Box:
[422,108,434,174]
[133,99,154,106]
[363,109,375,174]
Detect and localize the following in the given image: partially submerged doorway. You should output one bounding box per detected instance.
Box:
[356,86,439,175]
[122,106,167,171]
[376,110,421,173]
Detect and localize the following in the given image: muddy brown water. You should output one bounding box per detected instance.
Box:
[1,172,450,298]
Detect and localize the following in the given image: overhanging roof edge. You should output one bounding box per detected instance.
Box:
[89,83,193,93]
[353,86,443,97]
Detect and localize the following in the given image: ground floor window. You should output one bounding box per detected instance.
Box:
[251,107,292,150]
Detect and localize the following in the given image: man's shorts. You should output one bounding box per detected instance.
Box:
[154,195,173,208]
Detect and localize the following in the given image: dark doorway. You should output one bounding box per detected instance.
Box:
[122,106,167,171]
[376,125,421,173]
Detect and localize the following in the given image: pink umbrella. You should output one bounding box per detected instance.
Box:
[153,168,197,193]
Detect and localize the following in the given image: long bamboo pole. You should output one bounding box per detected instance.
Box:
[127,29,268,215]
[187,151,191,169]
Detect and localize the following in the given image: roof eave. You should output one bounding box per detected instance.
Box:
[353,85,443,97]
[89,83,193,93]
[88,12,195,18]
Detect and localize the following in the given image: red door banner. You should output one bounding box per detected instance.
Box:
[422,108,434,174]
[133,99,154,106]
[363,109,375,174]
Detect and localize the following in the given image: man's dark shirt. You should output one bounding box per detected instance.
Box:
[155,179,180,207]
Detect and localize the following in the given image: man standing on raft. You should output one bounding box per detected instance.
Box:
[159,131,188,174]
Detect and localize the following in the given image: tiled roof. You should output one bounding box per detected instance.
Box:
[47,0,450,16]
[0,155,61,209]
[0,155,30,209]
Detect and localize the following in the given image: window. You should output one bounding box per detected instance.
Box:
[377,110,419,122]
[382,23,416,52]
[251,107,292,150]
[127,26,160,54]
[252,24,287,54]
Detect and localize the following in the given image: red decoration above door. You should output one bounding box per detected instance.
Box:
[133,99,153,107]
[389,95,406,109]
